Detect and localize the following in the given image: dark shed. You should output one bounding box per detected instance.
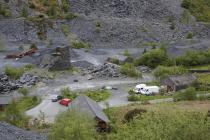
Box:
[161,74,197,92]
[69,95,109,131]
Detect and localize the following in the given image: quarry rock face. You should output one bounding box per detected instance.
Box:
[39,46,71,71]
[0,0,209,50]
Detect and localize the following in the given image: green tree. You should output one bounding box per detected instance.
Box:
[49,111,97,140]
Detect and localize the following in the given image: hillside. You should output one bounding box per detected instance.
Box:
[0,0,209,49]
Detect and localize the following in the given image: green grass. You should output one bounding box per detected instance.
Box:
[120,63,141,78]
[4,65,34,79]
[72,40,91,49]
[105,104,210,140]
[61,24,70,36]
[181,0,210,22]
[61,88,111,102]
[0,4,11,17]
[153,66,188,79]
[0,96,40,128]
[128,94,171,102]
[197,73,210,83]
[18,87,30,96]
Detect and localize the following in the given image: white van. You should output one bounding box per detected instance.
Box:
[140,86,160,95]
[133,84,146,94]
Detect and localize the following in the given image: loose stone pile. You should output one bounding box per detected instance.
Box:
[0,122,47,140]
[0,73,40,94]
[0,74,18,93]
[88,62,121,78]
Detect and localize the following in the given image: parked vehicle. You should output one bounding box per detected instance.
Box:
[51,95,63,102]
[140,86,160,95]
[133,84,146,94]
[59,98,71,106]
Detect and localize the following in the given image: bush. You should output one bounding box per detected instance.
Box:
[0,96,40,128]
[176,50,210,67]
[21,7,28,17]
[48,110,97,140]
[124,109,147,122]
[107,57,120,65]
[120,63,141,78]
[128,95,141,101]
[5,66,25,79]
[186,32,193,39]
[123,49,130,57]
[30,43,37,49]
[181,0,210,22]
[61,88,110,102]
[107,109,210,140]
[153,66,188,79]
[4,65,34,79]
[0,4,11,17]
[18,87,29,96]
[72,40,91,49]
[61,24,69,36]
[174,87,197,101]
[134,48,172,68]
[60,87,78,100]
[84,89,111,102]
[64,12,78,20]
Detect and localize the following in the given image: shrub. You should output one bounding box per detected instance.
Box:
[61,24,69,36]
[60,87,78,100]
[127,95,141,101]
[123,49,130,57]
[107,109,210,140]
[181,0,210,22]
[5,66,25,79]
[186,32,193,39]
[120,63,141,78]
[107,57,120,65]
[0,96,40,128]
[0,4,11,17]
[30,43,37,49]
[174,87,197,101]
[124,109,147,122]
[153,66,188,79]
[95,21,102,28]
[72,40,91,49]
[21,7,28,17]
[176,50,210,67]
[83,89,111,102]
[4,65,34,79]
[134,48,172,68]
[64,12,78,20]
[48,111,97,140]
[18,87,29,96]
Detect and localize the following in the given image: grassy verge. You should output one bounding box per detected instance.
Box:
[0,96,40,128]
[182,0,210,22]
[104,102,210,140]
[61,88,111,102]
[120,63,141,78]
[128,94,171,102]
[4,64,34,79]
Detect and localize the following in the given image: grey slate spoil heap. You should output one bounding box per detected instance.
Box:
[0,74,18,93]
[0,122,47,140]
[0,73,40,94]
[88,62,121,78]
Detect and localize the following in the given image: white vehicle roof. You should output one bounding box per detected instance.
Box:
[135,84,146,88]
